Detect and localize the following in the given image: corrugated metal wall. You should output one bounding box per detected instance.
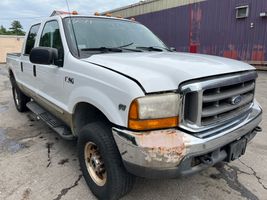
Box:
[105,0,206,18]
[195,0,267,64]
[106,0,267,64]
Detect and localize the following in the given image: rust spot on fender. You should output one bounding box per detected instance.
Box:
[134,129,189,164]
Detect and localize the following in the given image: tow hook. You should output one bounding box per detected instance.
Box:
[255,126,262,132]
[200,155,213,165]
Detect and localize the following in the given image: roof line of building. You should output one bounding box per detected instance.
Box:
[0,35,25,38]
[101,0,207,18]
[101,0,160,14]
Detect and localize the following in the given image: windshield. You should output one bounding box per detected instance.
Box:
[63,17,168,58]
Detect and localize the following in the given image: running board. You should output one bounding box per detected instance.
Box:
[26,101,75,140]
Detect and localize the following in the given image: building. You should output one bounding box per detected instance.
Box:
[103,0,267,65]
[0,35,24,63]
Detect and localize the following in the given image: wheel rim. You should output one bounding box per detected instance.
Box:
[84,142,107,186]
[14,88,19,106]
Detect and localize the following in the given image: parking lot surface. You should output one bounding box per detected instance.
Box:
[0,64,266,200]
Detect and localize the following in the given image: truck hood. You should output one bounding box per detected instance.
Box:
[83,52,255,93]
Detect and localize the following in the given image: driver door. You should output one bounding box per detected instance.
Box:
[34,20,65,112]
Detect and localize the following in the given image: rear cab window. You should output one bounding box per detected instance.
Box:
[24,24,41,55]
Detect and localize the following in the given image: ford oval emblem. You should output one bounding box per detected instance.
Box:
[231,95,242,105]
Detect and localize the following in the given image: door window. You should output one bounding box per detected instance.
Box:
[24,24,40,55]
[39,21,64,66]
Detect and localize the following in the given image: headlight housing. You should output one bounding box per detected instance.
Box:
[128,93,181,130]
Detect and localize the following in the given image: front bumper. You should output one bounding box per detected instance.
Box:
[112,102,262,178]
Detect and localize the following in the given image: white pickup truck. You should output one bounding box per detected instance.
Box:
[6,13,262,200]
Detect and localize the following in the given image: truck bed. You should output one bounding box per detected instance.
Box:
[7,53,21,58]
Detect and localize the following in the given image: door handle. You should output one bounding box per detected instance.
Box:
[20,62,23,72]
[33,65,36,77]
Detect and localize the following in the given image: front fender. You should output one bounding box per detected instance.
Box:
[68,86,126,126]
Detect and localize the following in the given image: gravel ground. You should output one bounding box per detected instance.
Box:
[0,64,266,200]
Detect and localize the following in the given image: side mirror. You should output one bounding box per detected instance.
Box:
[30,47,58,65]
[170,47,176,52]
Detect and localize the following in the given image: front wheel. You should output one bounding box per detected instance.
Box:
[78,122,135,200]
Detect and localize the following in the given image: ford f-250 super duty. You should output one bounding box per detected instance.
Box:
[6,13,263,200]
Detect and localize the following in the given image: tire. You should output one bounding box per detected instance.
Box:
[11,80,30,112]
[78,122,135,200]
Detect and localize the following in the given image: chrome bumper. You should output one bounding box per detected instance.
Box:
[112,102,262,176]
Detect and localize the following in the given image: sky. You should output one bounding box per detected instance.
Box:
[0,0,140,32]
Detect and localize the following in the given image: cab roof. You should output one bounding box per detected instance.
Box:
[50,10,134,22]
[59,14,135,22]
[29,12,137,30]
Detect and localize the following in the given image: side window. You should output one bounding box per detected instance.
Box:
[39,21,64,66]
[236,5,249,19]
[24,24,40,55]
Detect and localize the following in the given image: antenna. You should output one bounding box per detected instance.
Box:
[65,0,80,57]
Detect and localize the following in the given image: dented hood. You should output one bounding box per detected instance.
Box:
[83,52,255,93]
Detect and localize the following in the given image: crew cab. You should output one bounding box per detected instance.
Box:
[6,13,262,200]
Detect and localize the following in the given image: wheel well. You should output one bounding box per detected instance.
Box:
[72,102,110,135]
[8,69,15,85]
[9,69,14,79]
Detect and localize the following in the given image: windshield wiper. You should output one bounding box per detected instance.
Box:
[117,42,134,48]
[120,47,143,52]
[81,43,134,52]
[80,47,122,52]
[80,43,143,53]
[136,46,173,52]
[136,46,164,52]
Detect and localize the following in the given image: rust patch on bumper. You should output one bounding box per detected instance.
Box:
[134,129,188,164]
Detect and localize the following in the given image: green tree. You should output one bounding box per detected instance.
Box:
[9,20,25,35]
[0,25,7,35]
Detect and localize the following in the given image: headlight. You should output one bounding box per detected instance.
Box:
[128,93,181,130]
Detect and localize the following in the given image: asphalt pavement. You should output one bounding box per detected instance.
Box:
[0,64,266,200]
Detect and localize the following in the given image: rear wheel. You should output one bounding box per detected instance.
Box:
[78,122,135,200]
[11,81,30,112]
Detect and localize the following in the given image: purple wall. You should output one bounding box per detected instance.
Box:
[134,0,267,64]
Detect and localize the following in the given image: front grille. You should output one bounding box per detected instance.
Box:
[181,71,257,132]
[201,80,255,125]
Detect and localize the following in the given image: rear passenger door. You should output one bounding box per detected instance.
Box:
[35,20,65,108]
[20,24,40,90]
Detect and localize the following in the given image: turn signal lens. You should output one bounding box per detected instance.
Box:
[129,100,138,120]
[129,117,178,131]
